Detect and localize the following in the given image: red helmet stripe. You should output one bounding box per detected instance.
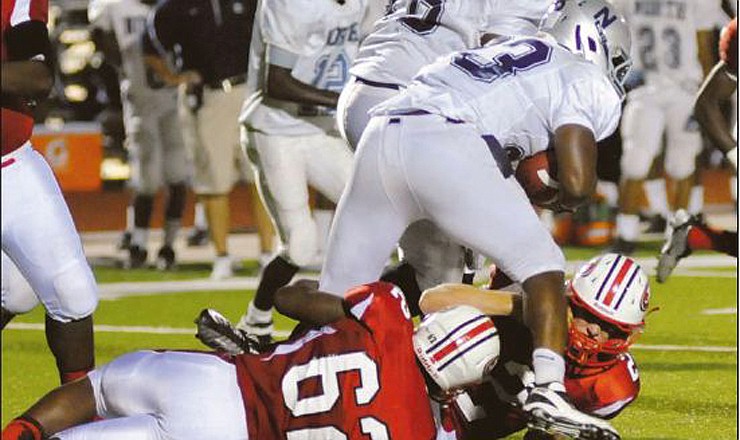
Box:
[430,320,495,363]
[602,258,634,306]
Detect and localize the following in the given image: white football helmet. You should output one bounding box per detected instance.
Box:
[413,305,500,390]
[539,0,632,99]
[567,253,650,365]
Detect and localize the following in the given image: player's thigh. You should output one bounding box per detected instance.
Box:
[337,77,398,151]
[664,94,702,179]
[54,414,162,440]
[125,102,163,194]
[319,117,418,295]
[1,148,97,321]
[1,250,39,314]
[399,220,466,290]
[305,133,353,202]
[158,107,190,185]
[249,131,309,214]
[401,119,564,282]
[192,88,244,194]
[620,91,665,179]
[89,350,248,439]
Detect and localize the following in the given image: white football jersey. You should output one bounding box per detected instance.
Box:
[240,0,368,135]
[372,35,622,157]
[614,0,727,88]
[350,0,549,87]
[88,0,171,94]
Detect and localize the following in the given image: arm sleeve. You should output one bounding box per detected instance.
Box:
[8,0,48,26]
[87,0,112,31]
[344,282,413,342]
[551,71,622,142]
[261,0,317,58]
[695,1,729,32]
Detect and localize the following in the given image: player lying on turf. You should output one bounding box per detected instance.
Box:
[2,281,500,440]
[422,253,652,439]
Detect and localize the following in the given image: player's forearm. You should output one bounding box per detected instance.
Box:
[419,284,521,318]
[143,55,199,87]
[695,63,738,154]
[1,60,53,98]
[274,280,347,326]
[266,64,339,108]
[553,124,598,210]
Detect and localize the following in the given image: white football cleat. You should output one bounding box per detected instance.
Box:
[657,209,693,283]
[195,309,261,355]
[210,256,234,281]
[236,302,274,349]
[524,383,620,440]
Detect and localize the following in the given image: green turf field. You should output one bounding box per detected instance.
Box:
[2,259,737,439]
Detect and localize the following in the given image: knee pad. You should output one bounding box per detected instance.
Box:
[2,264,39,314]
[47,261,98,322]
[619,143,654,179]
[665,143,701,180]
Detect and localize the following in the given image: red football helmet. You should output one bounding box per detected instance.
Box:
[565,253,651,367]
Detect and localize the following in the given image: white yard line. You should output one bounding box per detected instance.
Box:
[7,323,734,352]
[702,308,737,315]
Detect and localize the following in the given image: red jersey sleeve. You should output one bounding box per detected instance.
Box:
[344,281,413,344]
[566,353,640,419]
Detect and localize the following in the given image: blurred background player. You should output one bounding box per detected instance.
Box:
[611,0,728,254]
[234,0,370,344]
[421,253,651,440]
[143,0,275,279]
[338,0,551,305]
[87,0,190,270]
[1,0,98,384]
[2,281,500,440]
[657,17,738,283]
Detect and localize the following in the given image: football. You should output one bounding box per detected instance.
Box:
[515,149,559,206]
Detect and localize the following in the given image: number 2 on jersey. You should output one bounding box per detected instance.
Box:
[283,352,389,439]
[451,39,553,83]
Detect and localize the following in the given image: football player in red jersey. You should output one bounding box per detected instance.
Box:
[420,254,651,439]
[657,17,738,283]
[1,0,98,385]
[2,281,500,440]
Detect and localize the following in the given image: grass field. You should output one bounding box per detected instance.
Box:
[2,250,737,439]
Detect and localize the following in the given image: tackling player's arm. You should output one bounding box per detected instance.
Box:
[695,62,738,157]
[265,46,339,108]
[419,284,522,318]
[2,20,53,99]
[274,279,347,326]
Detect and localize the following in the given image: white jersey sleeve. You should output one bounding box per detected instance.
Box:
[87,0,115,32]
[551,74,622,142]
[694,0,727,32]
[261,0,320,58]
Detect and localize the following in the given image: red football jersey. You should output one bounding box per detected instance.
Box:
[447,351,640,438]
[1,0,48,155]
[233,282,437,440]
[565,353,640,419]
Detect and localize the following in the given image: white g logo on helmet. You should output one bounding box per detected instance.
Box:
[413,305,500,391]
[570,253,650,328]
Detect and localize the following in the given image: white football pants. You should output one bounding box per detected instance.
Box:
[319,114,564,296]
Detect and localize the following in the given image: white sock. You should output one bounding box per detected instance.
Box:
[163,219,181,247]
[688,186,704,216]
[731,177,737,202]
[314,209,334,255]
[532,348,565,386]
[125,205,135,231]
[194,202,207,230]
[615,213,640,241]
[247,300,273,322]
[643,179,669,218]
[131,227,149,248]
[596,180,619,208]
